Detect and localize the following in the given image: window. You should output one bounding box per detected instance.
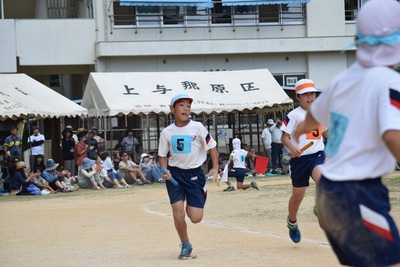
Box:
[344,0,368,21]
[113,2,136,25]
[273,73,306,88]
[47,0,79,18]
[259,3,305,24]
[211,1,232,24]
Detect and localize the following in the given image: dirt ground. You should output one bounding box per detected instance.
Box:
[1,172,399,267]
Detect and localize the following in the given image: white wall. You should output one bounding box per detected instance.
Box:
[0,19,17,73]
[307,0,346,37]
[15,19,97,65]
[307,52,348,89]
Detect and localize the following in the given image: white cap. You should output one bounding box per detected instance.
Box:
[267,119,274,125]
[355,0,400,67]
[170,93,193,106]
[232,138,241,150]
[295,79,317,95]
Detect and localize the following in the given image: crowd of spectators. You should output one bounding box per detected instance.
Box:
[0,125,164,196]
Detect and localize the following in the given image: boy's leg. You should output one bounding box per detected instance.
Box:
[288,186,306,222]
[171,200,189,242]
[186,205,204,224]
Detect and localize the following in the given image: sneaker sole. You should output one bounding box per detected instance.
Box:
[179,254,197,260]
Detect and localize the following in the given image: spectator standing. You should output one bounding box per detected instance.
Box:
[61,127,76,176]
[261,120,273,173]
[87,130,99,159]
[65,125,78,144]
[74,132,89,172]
[269,119,284,174]
[4,126,22,160]
[27,126,45,157]
[121,129,139,160]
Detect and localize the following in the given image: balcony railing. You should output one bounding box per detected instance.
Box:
[108,2,306,33]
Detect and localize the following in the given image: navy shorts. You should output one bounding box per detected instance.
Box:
[317,176,400,267]
[290,151,325,187]
[228,168,247,183]
[166,166,207,209]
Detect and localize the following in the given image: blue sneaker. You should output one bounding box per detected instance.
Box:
[287,217,301,243]
[179,244,197,260]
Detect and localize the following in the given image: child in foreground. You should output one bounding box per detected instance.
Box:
[293,0,400,265]
[158,93,219,260]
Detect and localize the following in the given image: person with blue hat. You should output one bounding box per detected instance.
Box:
[78,157,105,190]
[42,159,72,192]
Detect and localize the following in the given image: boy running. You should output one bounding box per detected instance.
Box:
[293,0,400,265]
[158,93,219,260]
[281,79,327,243]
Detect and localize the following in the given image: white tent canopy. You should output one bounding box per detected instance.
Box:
[82,69,293,117]
[0,74,88,121]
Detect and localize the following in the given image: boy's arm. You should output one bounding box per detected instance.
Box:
[383,130,400,162]
[281,132,302,158]
[158,156,172,181]
[209,147,220,186]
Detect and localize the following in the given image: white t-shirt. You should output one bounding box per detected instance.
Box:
[281,106,325,155]
[158,120,217,169]
[230,149,248,169]
[261,128,272,149]
[269,124,283,144]
[311,62,400,181]
[29,133,45,155]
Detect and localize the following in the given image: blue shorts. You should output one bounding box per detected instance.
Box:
[166,166,207,209]
[228,168,247,183]
[290,151,325,187]
[108,171,123,181]
[317,176,400,267]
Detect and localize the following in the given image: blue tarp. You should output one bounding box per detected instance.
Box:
[120,0,214,7]
[221,0,309,6]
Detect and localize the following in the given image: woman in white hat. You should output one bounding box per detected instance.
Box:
[139,153,164,183]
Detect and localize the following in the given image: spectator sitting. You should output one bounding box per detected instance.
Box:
[78,157,103,190]
[42,159,72,193]
[139,153,164,183]
[118,152,151,185]
[31,168,57,194]
[62,168,79,191]
[32,154,46,173]
[100,152,131,188]
[91,155,107,190]
[7,156,20,183]
[10,162,40,195]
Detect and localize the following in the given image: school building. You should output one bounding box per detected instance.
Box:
[0,0,363,155]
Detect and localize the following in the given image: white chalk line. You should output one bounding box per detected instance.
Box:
[143,201,330,247]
